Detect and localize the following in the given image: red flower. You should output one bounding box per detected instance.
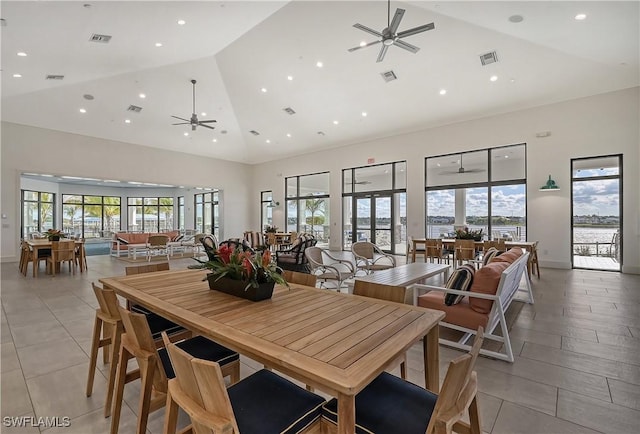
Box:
[217,244,233,264]
[262,250,271,266]
[242,257,253,278]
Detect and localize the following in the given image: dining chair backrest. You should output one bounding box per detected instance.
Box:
[484,240,506,251]
[454,239,477,261]
[148,234,169,247]
[353,281,406,304]
[92,282,122,321]
[52,239,76,261]
[125,262,170,275]
[283,270,318,287]
[425,239,444,259]
[352,241,375,259]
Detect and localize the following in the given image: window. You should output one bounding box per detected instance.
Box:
[127,197,174,232]
[178,196,185,230]
[425,144,526,241]
[285,172,330,246]
[342,161,407,254]
[194,191,219,238]
[21,190,55,238]
[62,194,121,238]
[261,191,273,230]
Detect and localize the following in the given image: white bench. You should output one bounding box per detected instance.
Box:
[414,251,533,362]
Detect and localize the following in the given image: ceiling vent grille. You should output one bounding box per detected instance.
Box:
[479,51,498,66]
[89,33,112,43]
[127,105,142,113]
[45,74,64,80]
[283,107,296,115]
[380,70,398,82]
[249,130,260,136]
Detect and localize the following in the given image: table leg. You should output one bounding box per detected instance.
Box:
[411,241,417,263]
[32,246,39,277]
[424,326,440,393]
[337,392,355,434]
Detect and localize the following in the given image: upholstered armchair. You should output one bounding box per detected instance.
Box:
[275,233,317,272]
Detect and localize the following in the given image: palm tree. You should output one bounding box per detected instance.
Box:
[305,199,326,238]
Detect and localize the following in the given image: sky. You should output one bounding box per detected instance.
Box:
[427,185,526,217]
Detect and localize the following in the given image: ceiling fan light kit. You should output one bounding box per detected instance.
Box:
[349,0,435,63]
[171,79,217,131]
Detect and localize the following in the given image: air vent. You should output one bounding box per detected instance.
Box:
[283,107,296,115]
[127,105,142,113]
[89,33,112,43]
[45,74,64,80]
[380,70,397,82]
[479,51,498,66]
[249,130,260,136]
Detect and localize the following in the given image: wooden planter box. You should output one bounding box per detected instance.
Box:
[206,275,274,301]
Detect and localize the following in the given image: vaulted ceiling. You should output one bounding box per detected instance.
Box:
[2,1,638,164]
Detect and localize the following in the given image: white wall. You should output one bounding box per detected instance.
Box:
[251,87,640,274]
[1,123,253,261]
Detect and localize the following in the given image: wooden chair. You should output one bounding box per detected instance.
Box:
[46,239,76,276]
[530,240,540,278]
[321,327,485,434]
[74,238,88,272]
[483,240,506,251]
[351,241,396,274]
[353,281,408,379]
[406,235,426,263]
[86,283,191,418]
[426,238,449,264]
[454,239,477,268]
[163,336,325,434]
[125,262,170,275]
[283,270,318,287]
[19,240,48,276]
[110,308,240,434]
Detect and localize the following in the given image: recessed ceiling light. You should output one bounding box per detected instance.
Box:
[212,138,217,142]
[124,119,131,124]
[287,75,293,81]
[183,132,189,136]
[155,42,163,47]
[437,163,441,167]
[286,133,292,138]
[261,87,267,93]
[17,51,27,57]
[490,75,498,82]
[359,41,367,47]
[575,13,587,20]
[139,93,146,99]
[505,155,509,158]
[12,73,22,78]
[333,120,339,125]
[266,139,271,144]
[510,78,516,83]
[201,112,207,116]
[508,15,524,23]
[361,112,368,117]
[79,108,87,113]
[316,61,323,68]
[177,19,186,25]
[439,89,447,95]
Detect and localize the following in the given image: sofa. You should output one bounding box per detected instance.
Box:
[110,230,183,257]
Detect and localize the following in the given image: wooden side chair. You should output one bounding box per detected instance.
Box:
[483,240,506,251]
[283,270,318,287]
[74,238,88,272]
[321,327,485,434]
[163,336,325,434]
[530,240,540,279]
[406,235,426,263]
[47,239,76,276]
[426,238,449,264]
[353,281,408,380]
[454,239,477,268]
[86,283,191,418]
[19,240,48,276]
[110,308,240,434]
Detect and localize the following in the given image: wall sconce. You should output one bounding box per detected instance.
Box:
[539,175,560,191]
[267,200,280,208]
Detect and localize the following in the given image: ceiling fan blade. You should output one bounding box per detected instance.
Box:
[393,39,419,54]
[171,115,190,122]
[376,45,389,63]
[198,120,217,124]
[197,123,216,130]
[348,40,382,52]
[397,22,435,38]
[353,23,383,38]
[388,8,405,34]
[172,122,190,126]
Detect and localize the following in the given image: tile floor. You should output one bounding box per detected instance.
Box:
[1,255,639,433]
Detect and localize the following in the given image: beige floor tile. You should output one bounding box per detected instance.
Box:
[10,318,70,349]
[596,331,640,350]
[562,336,640,366]
[0,412,42,434]
[4,308,59,328]
[508,326,562,348]
[514,316,599,342]
[1,369,34,418]
[557,388,640,434]
[40,406,139,434]
[1,295,47,314]
[531,312,633,337]
[1,342,21,373]
[608,378,640,411]
[16,337,88,379]
[492,401,600,434]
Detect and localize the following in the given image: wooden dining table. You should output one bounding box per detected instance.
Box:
[25,238,86,277]
[100,269,445,434]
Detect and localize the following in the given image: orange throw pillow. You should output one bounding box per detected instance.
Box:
[469,261,510,314]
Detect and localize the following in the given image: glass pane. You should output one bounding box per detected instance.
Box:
[343,197,353,250]
[103,205,120,233]
[63,195,82,204]
[374,197,391,250]
[203,193,211,202]
[204,202,212,233]
[84,205,102,238]
[128,197,142,205]
[492,144,525,182]
[394,162,407,189]
[395,192,407,254]
[354,165,392,192]
[195,204,203,233]
[213,204,219,239]
[301,198,328,242]
[23,191,38,201]
[261,191,272,202]
[40,192,54,203]
[343,170,353,194]
[63,204,82,235]
[144,197,158,206]
[465,187,488,239]
[23,202,38,236]
[85,196,102,204]
[195,194,203,204]
[40,202,54,231]
[159,202,173,231]
[426,150,488,187]
[573,156,620,178]
[491,184,526,241]
[286,177,297,198]
[286,200,297,232]
[356,198,371,242]
[426,189,455,238]
[299,173,329,197]
[129,205,143,231]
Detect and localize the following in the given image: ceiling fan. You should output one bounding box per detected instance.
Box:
[348,0,435,63]
[440,155,486,175]
[171,79,216,131]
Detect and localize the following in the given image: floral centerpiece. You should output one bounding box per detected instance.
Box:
[454,227,483,241]
[264,225,279,233]
[197,245,287,301]
[43,229,65,241]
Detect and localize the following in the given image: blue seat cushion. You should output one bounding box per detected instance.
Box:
[228,369,325,434]
[158,335,238,379]
[322,372,438,434]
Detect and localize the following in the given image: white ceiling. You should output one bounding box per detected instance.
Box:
[2,1,638,165]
